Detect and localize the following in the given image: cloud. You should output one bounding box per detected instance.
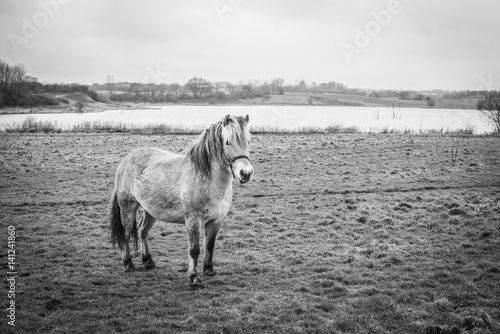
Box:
[0,0,499,89]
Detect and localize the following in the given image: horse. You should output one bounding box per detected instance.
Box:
[109,114,253,287]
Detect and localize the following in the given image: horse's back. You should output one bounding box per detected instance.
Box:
[115,147,183,194]
[119,147,180,168]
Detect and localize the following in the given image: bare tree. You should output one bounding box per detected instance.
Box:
[298,79,307,92]
[270,77,284,95]
[476,91,500,133]
[129,83,141,96]
[0,60,9,85]
[145,83,158,97]
[157,83,168,98]
[5,64,27,97]
[213,81,229,94]
[186,77,211,98]
[74,93,87,113]
[169,83,181,99]
[200,80,213,98]
[105,75,115,97]
[226,83,236,96]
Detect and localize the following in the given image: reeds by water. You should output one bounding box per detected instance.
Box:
[3,116,202,135]
[1,116,479,135]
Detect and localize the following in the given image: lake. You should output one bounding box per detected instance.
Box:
[0,105,493,133]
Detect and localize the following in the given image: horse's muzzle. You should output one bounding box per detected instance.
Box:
[239,169,253,183]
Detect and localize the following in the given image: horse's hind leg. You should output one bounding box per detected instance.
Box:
[131,208,144,258]
[138,210,156,270]
[185,217,203,287]
[120,200,140,272]
[203,219,222,276]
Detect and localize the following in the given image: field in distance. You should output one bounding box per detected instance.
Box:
[0,91,480,115]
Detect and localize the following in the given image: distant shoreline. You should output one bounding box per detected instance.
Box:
[0,101,478,115]
[0,91,481,115]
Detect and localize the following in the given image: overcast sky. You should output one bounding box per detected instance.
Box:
[1,0,499,90]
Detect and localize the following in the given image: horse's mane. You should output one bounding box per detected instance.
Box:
[188,116,250,180]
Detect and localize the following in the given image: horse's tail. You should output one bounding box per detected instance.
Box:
[109,191,125,251]
[109,191,139,252]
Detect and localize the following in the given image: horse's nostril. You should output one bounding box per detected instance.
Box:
[240,170,252,179]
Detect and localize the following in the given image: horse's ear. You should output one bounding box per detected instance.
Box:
[244,115,249,124]
[223,115,231,126]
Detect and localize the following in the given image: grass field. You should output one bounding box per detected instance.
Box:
[300,93,479,110]
[1,132,499,334]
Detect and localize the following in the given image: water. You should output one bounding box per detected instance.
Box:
[0,105,493,133]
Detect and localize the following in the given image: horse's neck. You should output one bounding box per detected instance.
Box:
[210,159,233,187]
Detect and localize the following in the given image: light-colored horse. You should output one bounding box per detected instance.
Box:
[109,115,253,286]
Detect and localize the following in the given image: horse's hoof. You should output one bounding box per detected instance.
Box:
[204,269,216,276]
[124,258,136,272]
[142,255,155,270]
[144,262,156,271]
[124,265,136,273]
[190,276,204,289]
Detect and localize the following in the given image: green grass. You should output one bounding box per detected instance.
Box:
[1,133,499,334]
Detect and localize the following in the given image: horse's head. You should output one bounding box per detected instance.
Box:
[221,114,253,184]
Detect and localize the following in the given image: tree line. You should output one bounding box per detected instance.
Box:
[97,77,288,103]
[100,77,371,103]
[0,59,101,108]
[1,58,500,126]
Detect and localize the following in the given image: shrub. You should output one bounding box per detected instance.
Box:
[233,91,247,99]
[178,92,191,100]
[27,94,59,107]
[476,91,500,133]
[111,93,137,102]
[56,97,70,104]
[165,94,177,102]
[214,91,226,100]
[85,90,100,102]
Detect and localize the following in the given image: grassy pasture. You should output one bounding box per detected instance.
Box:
[1,133,499,334]
[301,93,479,110]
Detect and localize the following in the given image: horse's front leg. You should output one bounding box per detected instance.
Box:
[185,217,203,287]
[204,219,222,276]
